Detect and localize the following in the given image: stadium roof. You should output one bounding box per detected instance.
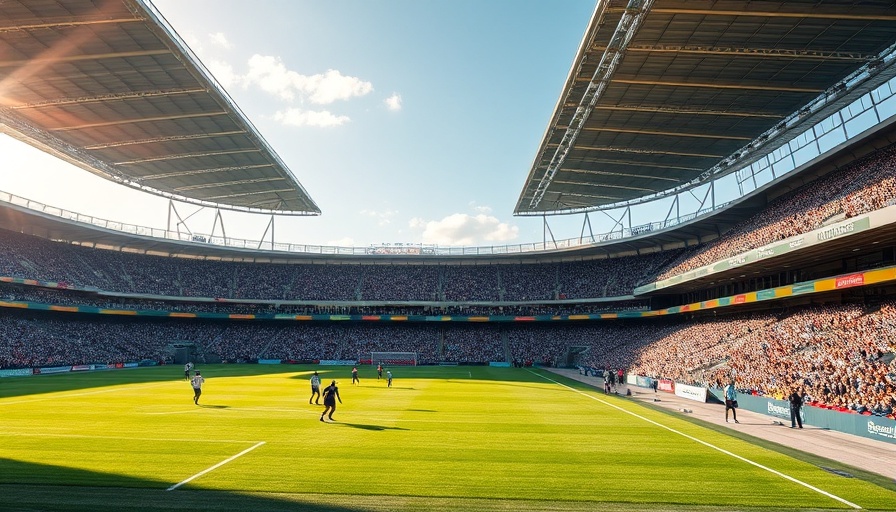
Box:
[0,0,320,215]
[516,0,896,216]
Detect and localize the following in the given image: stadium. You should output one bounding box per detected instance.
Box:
[1,1,896,511]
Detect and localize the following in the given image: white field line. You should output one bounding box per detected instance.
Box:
[0,431,262,444]
[529,370,862,510]
[167,441,266,491]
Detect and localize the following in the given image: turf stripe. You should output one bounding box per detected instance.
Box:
[529,370,863,510]
[166,441,266,491]
[0,431,262,444]
[0,382,171,406]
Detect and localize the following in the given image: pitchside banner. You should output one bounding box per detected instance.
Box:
[708,389,896,445]
[0,368,33,378]
[674,383,708,402]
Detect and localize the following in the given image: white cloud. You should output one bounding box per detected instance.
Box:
[209,32,233,50]
[469,202,492,214]
[205,59,238,88]
[241,55,372,104]
[384,93,402,111]
[360,208,398,226]
[301,69,374,105]
[273,108,350,127]
[410,213,519,246]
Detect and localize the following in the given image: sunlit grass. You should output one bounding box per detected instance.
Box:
[1,364,893,511]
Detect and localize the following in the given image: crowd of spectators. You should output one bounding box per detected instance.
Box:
[0,229,671,303]
[0,299,893,419]
[0,284,650,317]
[655,144,896,280]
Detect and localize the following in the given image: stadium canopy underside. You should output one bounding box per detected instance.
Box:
[516,0,896,216]
[0,0,320,215]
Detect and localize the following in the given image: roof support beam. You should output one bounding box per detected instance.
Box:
[592,104,780,118]
[175,177,286,192]
[529,0,656,210]
[566,167,691,179]
[643,8,896,21]
[83,130,246,150]
[554,180,660,193]
[560,144,723,159]
[204,188,297,201]
[612,45,875,61]
[608,78,822,93]
[577,126,753,140]
[140,164,276,181]
[49,111,228,131]
[0,49,170,68]
[10,88,208,110]
[114,148,261,165]
[0,18,142,33]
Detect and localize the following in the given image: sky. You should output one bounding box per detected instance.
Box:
[0,0,603,248]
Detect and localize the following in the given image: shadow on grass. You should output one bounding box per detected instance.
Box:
[197,404,229,409]
[0,364,306,400]
[0,458,378,512]
[335,423,409,431]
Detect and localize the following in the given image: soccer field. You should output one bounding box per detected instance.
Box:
[1,365,894,511]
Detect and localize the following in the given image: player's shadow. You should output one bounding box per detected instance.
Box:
[198,404,229,409]
[338,423,409,431]
[406,409,436,413]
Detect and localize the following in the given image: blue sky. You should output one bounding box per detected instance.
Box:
[0,0,600,248]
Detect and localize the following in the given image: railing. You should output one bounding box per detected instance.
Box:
[0,190,728,257]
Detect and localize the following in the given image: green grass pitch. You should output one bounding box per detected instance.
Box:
[1,364,894,511]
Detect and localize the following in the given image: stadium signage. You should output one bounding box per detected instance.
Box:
[835,273,864,289]
[817,218,868,241]
[766,402,791,419]
[673,383,707,402]
[636,210,881,295]
[0,368,33,378]
[38,366,71,375]
[867,421,896,440]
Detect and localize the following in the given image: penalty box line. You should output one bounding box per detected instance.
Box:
[167,441,266,491]
[528,370,862,510]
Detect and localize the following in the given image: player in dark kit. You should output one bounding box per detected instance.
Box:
[788,387,804,429]
[351,367,359,385]
[320,380,342,422]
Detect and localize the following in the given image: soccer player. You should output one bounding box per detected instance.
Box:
[320,380,342,422]
[724,380,739,423]
[351,366,359,385]
[377,363,383,380]
[309,371,321,405]
[386,370,392,388]
[190,370,205,405]
[183,361,194,380]
[788,387,804,429]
